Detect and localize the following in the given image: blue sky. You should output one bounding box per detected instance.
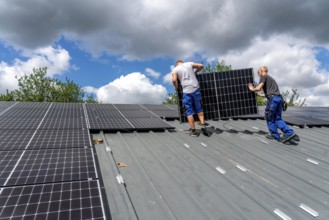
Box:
[1,0,329,106]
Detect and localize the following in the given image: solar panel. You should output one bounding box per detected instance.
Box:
[0,129,90,151]
[46,108,85,118]
[87,109,124,119]
[39,118,87,130]
[29,129,91,150]
[128,117,175,130]
[13,102,51,109]
[0,108,48,118]
[50,103,83,109]
[0,102,108,219]
[0,101,16,109]
[88,117,134,130]
[0,118,43,130]
[177,68,258,122]
[142,104,175,111]
[85,103,117,110]
[0,180,105,219]
[0,130,37,151]
[283,116,329,128]
[0,148,96,186]
[114,104,143,110]
[120,109,156,118]
[149,110,179,119]
[86,104,175,131]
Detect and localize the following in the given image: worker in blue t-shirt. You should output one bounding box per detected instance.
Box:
[248,66,300,143]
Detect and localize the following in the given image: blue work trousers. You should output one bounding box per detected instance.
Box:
[265,95,294,140]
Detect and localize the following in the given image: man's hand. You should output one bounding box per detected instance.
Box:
[247,83,254,91]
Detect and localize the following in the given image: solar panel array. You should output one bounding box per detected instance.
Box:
[0,102,106,219]
[0,101,177,219]
[282,107,329,128]
[177,68,258,122]
[85,104,175,131]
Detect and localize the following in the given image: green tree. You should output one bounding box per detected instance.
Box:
[201,60,232,73]
[0,90,15,101]
[0,67,97,103]
[256,88,306,106]
[282,89,306,106]
[163,93,178,105]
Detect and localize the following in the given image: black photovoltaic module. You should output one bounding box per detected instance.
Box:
[0,180,105,219]
[0,148,96,187]
[177,68,258,122]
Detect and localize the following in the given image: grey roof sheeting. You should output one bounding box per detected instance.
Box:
[1,101,329,219]
[93,118,329,220]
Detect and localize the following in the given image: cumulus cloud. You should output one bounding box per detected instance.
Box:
[1,0,329,105]
[145,68,160,79]
[1,0,329,59]
[0,46,71,93]
[88,72,167,104]
[217,35,329,106]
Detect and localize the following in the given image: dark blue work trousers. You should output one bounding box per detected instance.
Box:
[265,95,294,140]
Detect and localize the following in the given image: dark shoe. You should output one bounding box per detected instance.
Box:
[265,134,275,140]
[190,129,199,137]
[201,127,210,137]
[293,134,300,142]
[281,133,297,143]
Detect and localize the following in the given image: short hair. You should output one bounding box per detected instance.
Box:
[176,60,183,65]
[259,66,268,73]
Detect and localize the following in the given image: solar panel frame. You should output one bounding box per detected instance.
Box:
[39,117,87,130]
[0,118,43,130]
[0,180,105,220]
[29,129,91,150]
[142,104,176,111]
[0,148,96,187]
[0,108,48,118]
[0,130,37,151]
[45,108,85,118]
[283,116,329,127]
[128,117,175,130]
[149,110,179,119]
[88,117,134,131]
[114,104,143,110]
[13,102,51,109]
[177,68,258,122]
[0,102,16,109]
[119,109,157,118]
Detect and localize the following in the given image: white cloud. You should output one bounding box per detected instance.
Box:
[163,73,172,85]
[1,0,329,106]
[91,72,167,104]
[218,35,329,106]
[1,0,329,59]
[145,68,160,79]
[0,46,71,93]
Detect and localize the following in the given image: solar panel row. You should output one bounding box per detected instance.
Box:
[85,103,174,131]
[0,102,106,219]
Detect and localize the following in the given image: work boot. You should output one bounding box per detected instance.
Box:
[292,134,300,142]
[281,133,297,143]
[265,133,275,140]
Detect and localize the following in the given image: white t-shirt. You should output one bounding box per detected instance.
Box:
[172,62,199,94]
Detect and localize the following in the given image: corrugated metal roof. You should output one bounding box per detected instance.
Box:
[93,118,329,220]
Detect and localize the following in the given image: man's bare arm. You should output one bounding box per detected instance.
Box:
[172,72,179,90]
[248,82,264,92]
[192,63,203,75]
